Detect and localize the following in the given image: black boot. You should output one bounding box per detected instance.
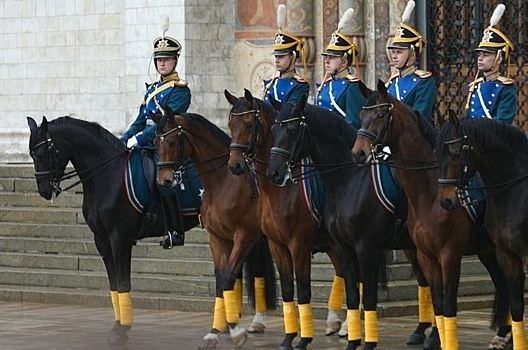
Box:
[158,189,185,249]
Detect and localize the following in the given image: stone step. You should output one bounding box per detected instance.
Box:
[0,284,504,320]
[0,191,83,208]
[0,176,81,194]
[0,265,498,304]
[0,206,84,224]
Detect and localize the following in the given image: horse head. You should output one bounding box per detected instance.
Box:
[27,116,68,201]
[152,107,189,188]
[352,79,401,164]
[225,89,275,176]
[437,110,481,211]
[266,94,310,187]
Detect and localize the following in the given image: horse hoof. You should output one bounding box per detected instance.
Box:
[248,322,266,333]
[406,332,426,345]
[278,347,293,350]
[362,342,377,350]
[346,339,361,350]
[325,320,342,336]
[198,333,219,349]
[293,337,312,350]
[424,327,440,350]
[487,334,512,350]
[230,326,248,349]
[338,318,348,337]
[107,321,129,346]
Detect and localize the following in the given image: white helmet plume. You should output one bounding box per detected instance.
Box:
[489,4,505,27]
[160,15,169,39]
[277,4,287,32]
[337,8,355,33]
[401,0,416,25]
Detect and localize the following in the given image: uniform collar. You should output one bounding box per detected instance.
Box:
[160,72,180,83]
[279,69,296,79]
[398,66,417,78]
[483,71,500,82]
[332,69,353,80]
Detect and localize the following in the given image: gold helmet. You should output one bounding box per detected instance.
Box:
[322,8,360,63]
[387,1,427,56]
[152,16,182,60]
[271,4,304,57]
[475,4,514,61]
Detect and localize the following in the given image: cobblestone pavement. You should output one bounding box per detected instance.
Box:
[0,301,504,349]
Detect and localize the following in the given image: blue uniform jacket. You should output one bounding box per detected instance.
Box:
[315,72,365,130]
[122,75,191,149]
[386,67,436,122]
[465,74,517,125]
[263,72,309,105]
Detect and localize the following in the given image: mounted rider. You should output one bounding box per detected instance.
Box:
[465,3,517,125]
[120,16,194,248]
[386,0,436,124]
[316,8,364,130]
[263,4,309,105]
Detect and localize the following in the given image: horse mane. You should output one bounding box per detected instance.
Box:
[459,117,528,154]
[181,112,231,146]
[50,116,127,151]
[364,91,437,149]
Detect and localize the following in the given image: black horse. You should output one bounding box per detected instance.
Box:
[437,112,528,349]
[27,115,275,347]
[265,95,439,350]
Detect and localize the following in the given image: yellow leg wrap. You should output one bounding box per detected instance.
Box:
[283,301,298,334]
[512,320,527,350]
[444,316,458,350]
[418,286,434,323]
[347,309,361,341]
[254,277,267,313]
[212,297,226,332]
[364,310,378,343]
[118,292,132,326]
[298,303,314,338]
[224,290,239,324]
[436,315,445,348]
[234,278,243,315]
[327,276,345,311]
[110,291,120,322]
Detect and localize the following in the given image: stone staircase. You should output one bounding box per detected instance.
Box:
[0,164,502,319]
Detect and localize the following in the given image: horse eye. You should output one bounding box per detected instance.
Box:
[377,112,384,119]
[169,140,177,147]
[245,123,253,130]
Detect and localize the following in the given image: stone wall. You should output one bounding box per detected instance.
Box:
[0,0,236,163]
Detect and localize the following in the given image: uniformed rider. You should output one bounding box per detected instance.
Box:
[263,4,309,105]
[465,4,516,125]
[120,18,189,247]
[386,1,436,123]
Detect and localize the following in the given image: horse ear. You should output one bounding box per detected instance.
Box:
[269,97,282,112]
[436,111,445,128]
[299,94,307,110]
[150,111,162,123]
[224,89,238,106]
[27,117,37,132]
[243,88,254,105]
[447,109,460,131]
[358,80,372,98]
[377,79,388,97]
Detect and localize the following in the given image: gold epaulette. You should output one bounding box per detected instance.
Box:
[292,74,307,83]
[344,74,361,82]
[414,69,432,79]
[497,76,515,85]
[174,79,188,87]
[468,77,484,88]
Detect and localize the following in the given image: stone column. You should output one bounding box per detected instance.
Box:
[338,0,367,79]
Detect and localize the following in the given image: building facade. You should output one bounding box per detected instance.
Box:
[1,0,526,162]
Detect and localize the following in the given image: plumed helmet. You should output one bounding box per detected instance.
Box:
[387,1,427,55]
[321,8,360,61]
[475,4,514,60]
[271,4,304,56]
[152,16,182,59]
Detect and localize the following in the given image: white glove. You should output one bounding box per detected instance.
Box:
[126,136,138,148]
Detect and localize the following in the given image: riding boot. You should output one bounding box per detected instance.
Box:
[159,189,185,249]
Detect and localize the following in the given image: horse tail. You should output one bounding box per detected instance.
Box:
[244,236,278,311]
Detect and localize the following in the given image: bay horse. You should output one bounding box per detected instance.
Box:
[27,115,275,349]
[264,93,440,350]
[351,80,511,350]
[225,88,350,350]
[437,112,528,349]
[152,109,278,349]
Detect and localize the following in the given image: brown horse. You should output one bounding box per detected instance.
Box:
[152,109,277,349]
[437,112,528,349]
[225,89,347,349]
[351,80,511,350]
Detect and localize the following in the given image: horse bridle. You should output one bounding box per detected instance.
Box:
[356,101,394,162]
[437,134,473,189]
[229,108,262,161]
[155,118,189,186]
[269,115,308,183]
[31,134,65,197]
